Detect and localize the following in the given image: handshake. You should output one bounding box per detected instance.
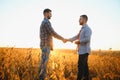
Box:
[62,39,72,43]
[62,39,80,45]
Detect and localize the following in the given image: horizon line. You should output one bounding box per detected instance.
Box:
[0,46,120,51]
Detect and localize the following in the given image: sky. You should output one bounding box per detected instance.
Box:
[0,0,120,50]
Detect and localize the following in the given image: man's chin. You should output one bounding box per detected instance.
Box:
[48,17,51,19]
[80,23,83,25]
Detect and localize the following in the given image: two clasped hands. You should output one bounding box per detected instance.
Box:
[62,39,80,45]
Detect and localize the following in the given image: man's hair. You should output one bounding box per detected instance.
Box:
[80,15,88,21]
[43,8,51,14]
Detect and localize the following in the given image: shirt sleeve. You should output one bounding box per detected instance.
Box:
[44,22,64,40]
[80,28,92,43]
[69,33,79,42]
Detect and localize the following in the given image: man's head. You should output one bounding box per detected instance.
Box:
[79,15,88,25]
[43,8,52,19]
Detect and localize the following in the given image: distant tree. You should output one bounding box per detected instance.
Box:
[109,48,112,51]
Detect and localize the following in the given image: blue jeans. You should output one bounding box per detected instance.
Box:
[39,46,50,80]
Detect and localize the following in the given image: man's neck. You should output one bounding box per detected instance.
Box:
[44,17,48,20]
[82,23,87,27]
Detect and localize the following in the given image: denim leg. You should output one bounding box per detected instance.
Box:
[39,46,50,80]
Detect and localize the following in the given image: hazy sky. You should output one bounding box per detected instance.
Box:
[0,0,120,50]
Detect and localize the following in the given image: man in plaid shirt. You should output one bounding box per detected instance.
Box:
[39,8,67,80]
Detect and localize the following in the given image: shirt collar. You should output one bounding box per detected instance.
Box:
[44,18,49,21]
[82,24,88,29]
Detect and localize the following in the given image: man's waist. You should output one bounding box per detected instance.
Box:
[40,42,53,50]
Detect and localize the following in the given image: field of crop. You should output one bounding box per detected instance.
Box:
[0,47,120,80]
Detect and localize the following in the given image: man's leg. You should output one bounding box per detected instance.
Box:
[77,55,84,80]
[83,53,89,80]
[39,47,50,80]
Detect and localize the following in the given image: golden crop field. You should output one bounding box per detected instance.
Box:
[0,47,120,80]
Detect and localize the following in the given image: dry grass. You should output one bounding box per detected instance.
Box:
[0,47,120,80]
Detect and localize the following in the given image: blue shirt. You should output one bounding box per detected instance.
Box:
[70,24,92,55]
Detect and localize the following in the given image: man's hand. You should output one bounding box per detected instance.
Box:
[63,39,69,43]
[75,40,80,45]
[62,39,72,43]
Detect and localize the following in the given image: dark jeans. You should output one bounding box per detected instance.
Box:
[77,53,89,80]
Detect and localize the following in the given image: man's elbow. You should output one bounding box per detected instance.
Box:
[80,38,90,44]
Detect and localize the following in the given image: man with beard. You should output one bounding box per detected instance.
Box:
[39,8,67,80]
[67,15,92,80]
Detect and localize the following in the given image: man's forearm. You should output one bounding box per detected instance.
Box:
[69,34,79,42]
[52,32,64,41]
[45,23,64,41]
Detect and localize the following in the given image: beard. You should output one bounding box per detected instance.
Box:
[80,22,83,25]
[47,16,51,19]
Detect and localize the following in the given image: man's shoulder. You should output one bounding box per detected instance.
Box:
[42,19,49,24]
[86,25,91,30]
[83,25,89,30]
[83,25,92,32]
[41,19,51,28]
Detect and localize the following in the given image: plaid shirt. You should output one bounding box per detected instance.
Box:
[40,18,64,50]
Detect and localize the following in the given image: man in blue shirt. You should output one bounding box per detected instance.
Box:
[67,15,92,80]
